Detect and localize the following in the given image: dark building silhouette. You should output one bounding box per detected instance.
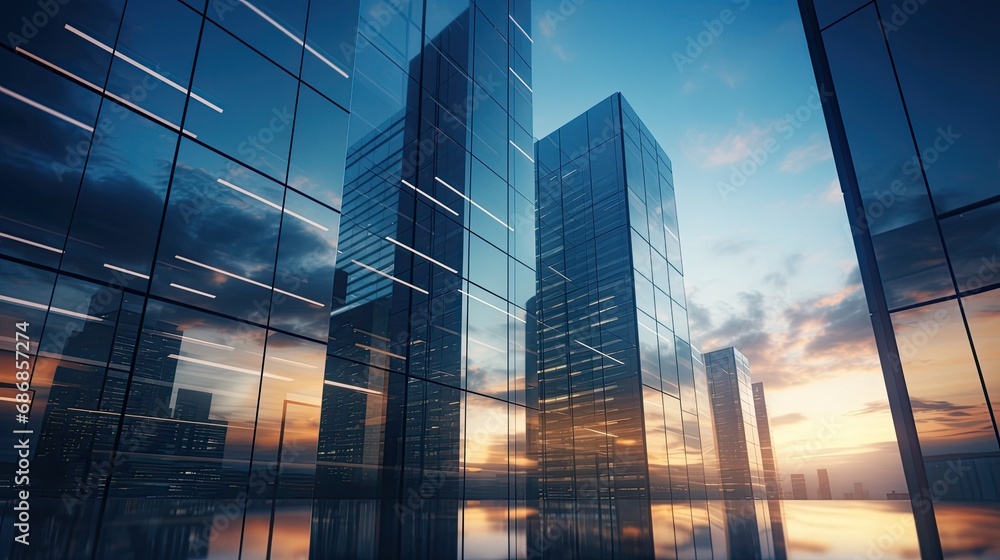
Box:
[791,474,808,500]
[817,468,833,500]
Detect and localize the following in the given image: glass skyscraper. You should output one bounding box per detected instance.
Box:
[705,347,774,560]
[0,0,536,558]
[533,93,725,559]
[799,1,1000,558]
[752,382,786,560]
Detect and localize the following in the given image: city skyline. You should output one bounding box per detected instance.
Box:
[1,0,997,558]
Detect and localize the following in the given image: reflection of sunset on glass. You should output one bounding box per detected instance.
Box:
[0,0,996,557]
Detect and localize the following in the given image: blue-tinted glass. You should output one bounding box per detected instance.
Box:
[152,139,282,320]
[186,22,298,181]
[301,0,359,108]
[872,219,954,310]
[288,84,349,211]
[0,47,100,267]
[106,0,200,125]
[821,6,937,235]
[941,201,1000,294]
[357,0,423,76]
[0,0,124,86]
[269,190,340,341]
[208,0,308,74]
[877,0,1000,212]
[61,102,177,287]
[812,0,868,28]
[468,234,507,299]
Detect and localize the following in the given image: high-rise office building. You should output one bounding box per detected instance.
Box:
[753,382,787,559]
[817,468,833,500]
[852,482,870,501]
[533,93,723,559]
[791,474,808,500]
[0,0,536,558]
[706,347,774,559]
[798,2,1000,557]
[753,382,782,500]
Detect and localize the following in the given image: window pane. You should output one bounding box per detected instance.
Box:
[962,289,1000,430]
[941,201,1000,294]
[208,0,308,74]
[288,84,349,211]
[0,48,101,267]
[61,101,176,287]
[891,300,999,456]
[153,140,283,320]
[186,22,298,181]
[270,190,341,341]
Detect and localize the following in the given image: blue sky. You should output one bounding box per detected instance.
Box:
[531,0,907,497]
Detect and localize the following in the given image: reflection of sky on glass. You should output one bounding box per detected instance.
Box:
[530,0,918,495]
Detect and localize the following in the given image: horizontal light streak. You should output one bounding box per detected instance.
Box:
[324,379,382,395]
[385,237,457,273]
[509,67,532,92]
[353,328,390,342]
[351,259,428,295]
[0,232,64,254]
[238,0,349,79]
[466,335,504,354]
[284,209,329,231]
[510,140,534,163]
[574,339,625,365]
[270,356,318,368]
[0,294,104,322]
[402,179,459,216]
[169,353,293,381]
[216,178,329,231]
[581,427,618,438]
[435,176,512,231]
[179,335,233,351]
[355,343,406,360]
[217,178,281,209]
[66,408,254,429]
[547,266,572,283]
[14,47,195,137]
[103,263,149,279]
[509,15,533,42]
[273,287,324,307]
[175,255,270,289]
[65,24,223,113]
[9,302,98,328]
[638,321,672,344]
[459,289,525,323]
[169,282,217,299]
[0,84,94,132]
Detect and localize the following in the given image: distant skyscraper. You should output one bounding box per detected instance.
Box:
[791,474,808,500]
[534,93,722,559]
[817,468,833,500]
[753,382,787,559]
[799,2,1000,557]
[887,491,909,501]
[707,347,774,559]
[853,482,870,500]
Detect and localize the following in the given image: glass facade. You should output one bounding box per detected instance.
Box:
[753,382,787,560]
[705,347,774,560]
[798,1,1000,558]
[533,93,724,559]
[0,0,537,558]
